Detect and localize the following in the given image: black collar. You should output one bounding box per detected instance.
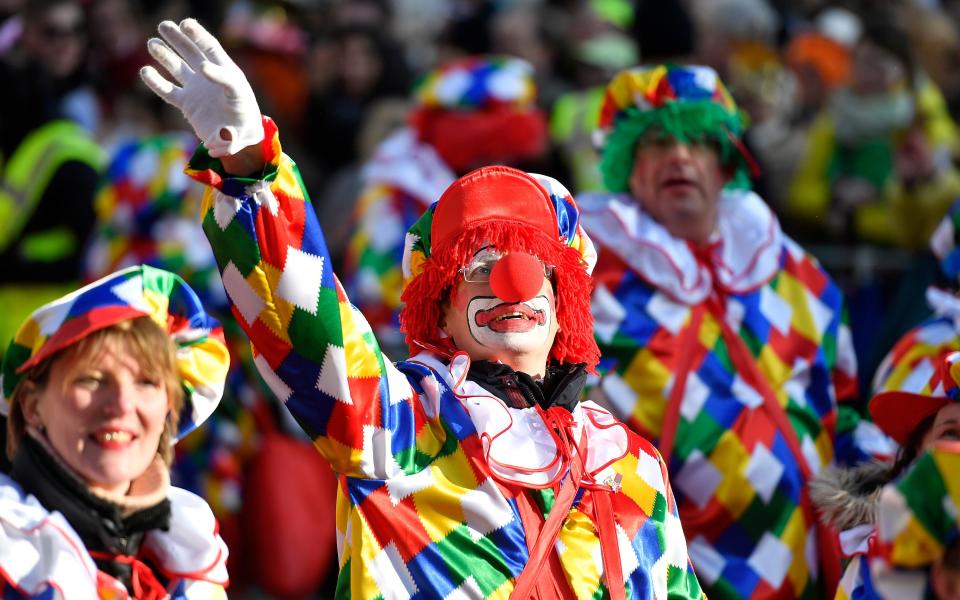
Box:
[467,360,588,412]
[11,435,171,588]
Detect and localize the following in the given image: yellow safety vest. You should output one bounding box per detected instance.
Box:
[0,120,105,351]
[0,119,105,258]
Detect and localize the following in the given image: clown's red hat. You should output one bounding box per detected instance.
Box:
[431,166,559,250]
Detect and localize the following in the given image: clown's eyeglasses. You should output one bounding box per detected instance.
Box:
[460,250,555,283]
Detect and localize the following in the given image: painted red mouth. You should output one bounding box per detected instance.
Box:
[475,302,546,329]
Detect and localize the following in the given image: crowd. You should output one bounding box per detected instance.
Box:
[2,0,960,598]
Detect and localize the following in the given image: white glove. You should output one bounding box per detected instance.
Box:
[140,19,263,157]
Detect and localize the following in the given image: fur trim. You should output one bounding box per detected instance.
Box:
[400,221,600,372]
[809,460,893,530]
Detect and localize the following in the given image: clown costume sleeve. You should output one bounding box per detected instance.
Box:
[184,116,442,481]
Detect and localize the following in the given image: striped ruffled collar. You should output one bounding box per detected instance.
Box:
[578,188,784,304]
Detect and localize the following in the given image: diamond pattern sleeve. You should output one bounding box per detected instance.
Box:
[186,117,440,479]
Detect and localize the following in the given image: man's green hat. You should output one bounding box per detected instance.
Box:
[596,64,757,192]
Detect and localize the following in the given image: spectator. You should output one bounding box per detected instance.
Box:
[786,16,960,248]
[0,265,230,597]
[301,24,410,181]
[14,0,98,131]
[813,349,960,599]
[0,58,105,353]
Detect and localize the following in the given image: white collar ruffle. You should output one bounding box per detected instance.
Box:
[926,286,960,332]
[578,189,784,304]
[361,128,457,206]
[408,352,629,488]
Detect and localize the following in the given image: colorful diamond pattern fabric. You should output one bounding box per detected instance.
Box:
[866,442,960,600]
[586,200,885,599]
[597,64,740,134]
[343,129,456,348]
[414,56,537,110]
[872,288,960,399]
[187,117,704,599]
[85,133,227,312]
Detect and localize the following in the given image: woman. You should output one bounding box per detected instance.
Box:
[0,264,230,598]
[811,350,960,598]
[869,440,960,600]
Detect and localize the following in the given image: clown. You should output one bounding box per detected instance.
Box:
[140,19,704,599]
[578,64,894,599]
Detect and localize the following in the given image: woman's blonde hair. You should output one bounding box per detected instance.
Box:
[6,316,184,464]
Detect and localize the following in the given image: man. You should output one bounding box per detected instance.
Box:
[344,54,549,350]
[141,19,703,599]
[579,64,892,599]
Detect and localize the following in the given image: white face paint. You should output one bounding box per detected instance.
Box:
[465,294,553,354]
[442,258,559,375]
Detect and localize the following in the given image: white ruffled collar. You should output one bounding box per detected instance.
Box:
[408,352,629,488]
[0,474,228,596]
[361,128,457,206]
[926,286,960,332]
[578,189,784,304]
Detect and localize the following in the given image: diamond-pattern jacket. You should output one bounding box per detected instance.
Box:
[579,191,893,600]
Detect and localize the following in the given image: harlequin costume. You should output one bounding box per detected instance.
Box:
[185,114,703,599]
[343,56,547,349]
[813,347,960,600]
[827,350,960,600]
[580,65,893,599]
[873,198,960,398]
[868,440,960,600]
[0,265,230,599]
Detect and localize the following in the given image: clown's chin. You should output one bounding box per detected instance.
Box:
[470,325,551,356]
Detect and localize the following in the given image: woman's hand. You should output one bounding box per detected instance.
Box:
[140,19,264,161]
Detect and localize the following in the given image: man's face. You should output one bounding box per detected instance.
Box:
[441,248,558,376]
[627,132,730,245]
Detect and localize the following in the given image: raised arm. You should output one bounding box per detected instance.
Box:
[140,19,440,479]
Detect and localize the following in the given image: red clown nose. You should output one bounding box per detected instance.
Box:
[489,252,545,302]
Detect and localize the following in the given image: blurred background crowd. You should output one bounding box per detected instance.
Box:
[4,0,960,596]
